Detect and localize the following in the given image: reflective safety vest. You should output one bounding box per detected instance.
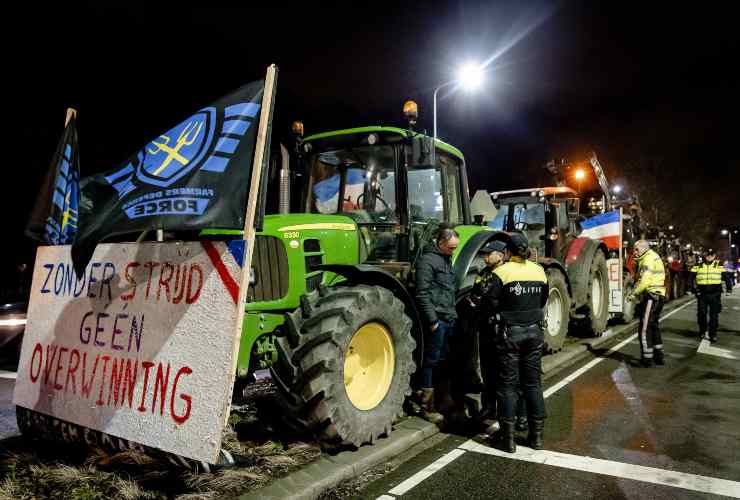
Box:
[634,249,666,297]
[492,257,549,325]
[691,260,724,286]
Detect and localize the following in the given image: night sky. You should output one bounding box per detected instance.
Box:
[6,2,740,280]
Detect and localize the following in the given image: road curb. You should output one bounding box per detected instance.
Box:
[236,417,439,500]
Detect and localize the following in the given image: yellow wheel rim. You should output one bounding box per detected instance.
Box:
[343,322,395,411]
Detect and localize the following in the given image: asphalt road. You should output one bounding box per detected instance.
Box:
[356,293,740,500]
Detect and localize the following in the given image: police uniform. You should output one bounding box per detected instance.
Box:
[633,247,667,365]
[468,240,507,424]
[691,255,723,342]
[483,233,548,452]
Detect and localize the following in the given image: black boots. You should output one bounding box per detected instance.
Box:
[515,415,528,432]
[527,418,545,450]
[493,418,516,453]
[654,350,665,366]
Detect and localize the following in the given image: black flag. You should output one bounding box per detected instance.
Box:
[72,80,265,275]
[26,111,81,245]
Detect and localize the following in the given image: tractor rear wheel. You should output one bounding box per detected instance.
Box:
[582,251,609,336]
[271,285,415,447]
[544,268,570,353]
[618,274,636,323]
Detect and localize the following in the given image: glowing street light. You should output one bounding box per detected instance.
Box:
[432,61,485,164]
[457,62,485,92]
[668,225,674,230]
[613,185,622,194]
[722,229,729,235]
[575,169,585,193]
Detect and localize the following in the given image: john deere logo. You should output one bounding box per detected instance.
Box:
[136,109,216,188]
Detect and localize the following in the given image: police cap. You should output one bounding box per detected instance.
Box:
[507,232,529,253]
[480,240,507,254]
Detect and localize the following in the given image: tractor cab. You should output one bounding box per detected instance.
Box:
[489,187,580,262]
[299,127,471,275]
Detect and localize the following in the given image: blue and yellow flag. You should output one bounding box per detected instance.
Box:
[71,79,269,275]
[26,110,80,245]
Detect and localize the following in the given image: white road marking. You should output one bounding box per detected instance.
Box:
[543,299,696,399]
[387,448,466,496]
[459,440,740,498]
[697,338,739,360]
[378,298,699,498]
[0,370,16,379]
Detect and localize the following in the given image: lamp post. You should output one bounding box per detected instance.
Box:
[432,62,484,165]
[575,169,585,194]
[722,229,733,260]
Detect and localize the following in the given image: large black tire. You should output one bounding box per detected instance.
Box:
[544,268,571,353]
[581,251,609,336]
[271,285,415,447]
[618,274,636,323]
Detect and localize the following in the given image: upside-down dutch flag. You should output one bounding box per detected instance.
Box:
[580,209,621,250]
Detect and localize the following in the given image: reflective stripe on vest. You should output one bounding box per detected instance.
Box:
[691,261,724,286]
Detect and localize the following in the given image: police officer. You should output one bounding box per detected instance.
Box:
[629,240,666,367]
[483,233,548,453]
[467,239,508,433]
[691,249,724,342]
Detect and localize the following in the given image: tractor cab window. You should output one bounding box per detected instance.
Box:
[407,153,463,225]
[306,146,398,223]
[489,199,547,258]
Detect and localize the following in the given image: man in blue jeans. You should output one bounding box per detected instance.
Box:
[415,227,460,425]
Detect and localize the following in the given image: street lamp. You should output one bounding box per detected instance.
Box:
[432,62,484,165]
[575,169,585,193]
[613,185,622,194]
[668,225,674,231]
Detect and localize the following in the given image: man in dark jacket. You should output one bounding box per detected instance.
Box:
[414,227,460,424]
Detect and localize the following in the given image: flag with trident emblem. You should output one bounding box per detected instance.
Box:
[26,109,81,245]
[71,79,266,275]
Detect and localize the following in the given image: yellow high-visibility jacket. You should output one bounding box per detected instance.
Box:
[690,260,724,287]
[634,249,666,297]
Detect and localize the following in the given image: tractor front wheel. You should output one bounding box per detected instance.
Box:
[271,285,415,447]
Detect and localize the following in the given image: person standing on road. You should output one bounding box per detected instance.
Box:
[483,232,548,453]
[691,250,724,343]
[414,227,460,425]
[629,240,667,367]
[466,239,508,433]
[723,260,735,294]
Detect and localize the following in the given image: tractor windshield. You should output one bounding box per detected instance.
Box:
[306,145,398,223]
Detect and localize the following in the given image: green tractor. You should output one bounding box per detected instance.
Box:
[205,113,503,447]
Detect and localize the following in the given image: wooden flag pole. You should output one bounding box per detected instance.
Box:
[223,64,278,426]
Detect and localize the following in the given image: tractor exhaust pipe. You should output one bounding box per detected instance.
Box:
[279,143,290,214]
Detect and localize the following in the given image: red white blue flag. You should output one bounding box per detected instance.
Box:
[580,209,621,250]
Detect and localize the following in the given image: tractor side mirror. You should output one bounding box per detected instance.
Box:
[566,197,580,218]
[409,135,434,168]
